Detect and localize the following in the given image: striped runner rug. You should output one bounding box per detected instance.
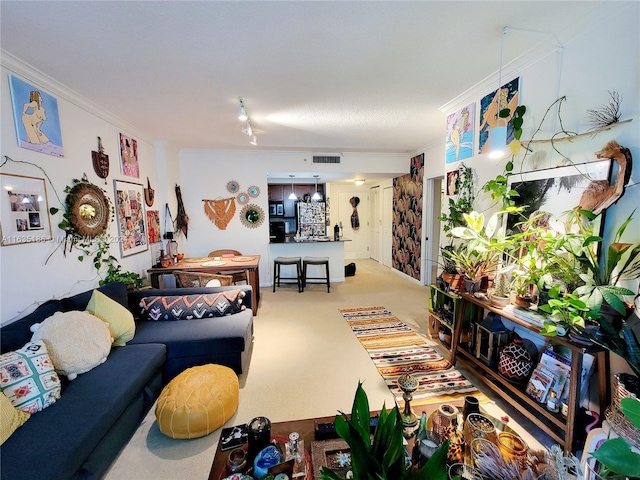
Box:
[340,305,485,407]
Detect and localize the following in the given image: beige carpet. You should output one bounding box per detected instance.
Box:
[105,259,550,480]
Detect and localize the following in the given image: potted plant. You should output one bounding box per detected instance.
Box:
[99,263,145,290]
[442,245,497,293]
[488,272,511,308]
[537,285,593,338]
[440,245,463,291]
[319,382,449,480]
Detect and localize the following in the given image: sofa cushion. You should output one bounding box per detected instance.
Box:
[130,308,252,358]
[0,341,61,413]
[0,300,62,353]
[87,289,136,346]
[0,391,30,445]
[61,281,129,312]
[138,290,246,321]
[0,343,166,480]
[31,311,112,380]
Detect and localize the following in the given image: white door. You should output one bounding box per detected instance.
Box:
[382,186,393,267]
[339,191,370,259]
[370,186,381,262]
[422,177,443,285]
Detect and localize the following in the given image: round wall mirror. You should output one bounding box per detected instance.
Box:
[68,183,111,238]
[239,204,265,229]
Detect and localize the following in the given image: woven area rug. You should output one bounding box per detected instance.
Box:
[340,306,486,407]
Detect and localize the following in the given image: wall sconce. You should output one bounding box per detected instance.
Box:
[288,175,297,200]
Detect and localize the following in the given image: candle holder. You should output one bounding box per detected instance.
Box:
[247,416,271,463]
[397,373,419,434]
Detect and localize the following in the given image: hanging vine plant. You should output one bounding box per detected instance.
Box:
[48,176,142,287]
[438,163,476,237]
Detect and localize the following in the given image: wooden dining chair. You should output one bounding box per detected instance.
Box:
[174,271,234,288]
[207,249,248,284]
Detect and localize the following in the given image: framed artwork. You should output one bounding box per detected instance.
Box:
[119,133,139,178]
[446,102,475,163]
[146,210,161,244]
[446,170,459,196]
[1,173,52,246]
[269,203,277,216]
[113,180,147,257]
[276,204,284,216]
[8,75,64,157]
[478,77,520,155]
[506,159,612,234]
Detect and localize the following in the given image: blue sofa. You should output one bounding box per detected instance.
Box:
[0,282,253,480]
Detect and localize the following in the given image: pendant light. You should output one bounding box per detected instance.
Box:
[312,175,322,201]
[488,27,508,159]
[288,175,297,200]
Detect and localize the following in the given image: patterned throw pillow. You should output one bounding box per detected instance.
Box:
[139,290,246,321]
[0,341,61,414]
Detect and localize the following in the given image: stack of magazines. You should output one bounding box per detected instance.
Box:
[503,304,547,328]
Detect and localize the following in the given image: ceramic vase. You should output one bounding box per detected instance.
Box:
[432,404,459,440]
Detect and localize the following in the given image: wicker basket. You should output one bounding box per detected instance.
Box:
[613,373,640,410]
[174,271,233,288]
[605,405,640,449]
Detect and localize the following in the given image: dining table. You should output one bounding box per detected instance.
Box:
[147,254,261,315]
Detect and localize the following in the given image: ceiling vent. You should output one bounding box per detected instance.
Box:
[312,155,341,164]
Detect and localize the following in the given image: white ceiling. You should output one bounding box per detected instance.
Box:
[0,1,614,156]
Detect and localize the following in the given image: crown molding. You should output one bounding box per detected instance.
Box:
[1,49,153,144]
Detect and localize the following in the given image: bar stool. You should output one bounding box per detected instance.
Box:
[273,256,303,292]
[302,257,330,293]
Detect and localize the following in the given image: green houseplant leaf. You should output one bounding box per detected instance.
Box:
[591,436,640,477]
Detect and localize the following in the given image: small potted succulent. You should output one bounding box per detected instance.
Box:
[488,272,511,308]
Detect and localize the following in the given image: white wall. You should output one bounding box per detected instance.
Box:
[0,57,163,323]
[177,150,408,284]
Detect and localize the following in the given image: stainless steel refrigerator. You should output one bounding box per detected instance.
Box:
[297,202,326,237]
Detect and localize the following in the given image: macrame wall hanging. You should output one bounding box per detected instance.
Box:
[203,197,236,230]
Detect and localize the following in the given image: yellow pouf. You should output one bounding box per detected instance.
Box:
[155,364,239,439]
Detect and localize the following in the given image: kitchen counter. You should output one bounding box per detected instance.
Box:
[268,238,350,283]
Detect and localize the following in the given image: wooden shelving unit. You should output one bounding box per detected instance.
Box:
[448,292,610,453]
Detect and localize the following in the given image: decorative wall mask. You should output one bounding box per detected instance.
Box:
[349,196,360,230]
[174,185,189,238]
[144,177,155,207]
[239,204,264,229]
[91,136,109,184]
[203,197,236,230]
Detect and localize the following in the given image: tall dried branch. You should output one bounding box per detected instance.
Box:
[586,90,622,130]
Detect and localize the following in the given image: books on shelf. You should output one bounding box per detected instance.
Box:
[503,304,547,328]
[526,364,555,403]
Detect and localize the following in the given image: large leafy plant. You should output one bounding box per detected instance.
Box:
[319,383,448,480]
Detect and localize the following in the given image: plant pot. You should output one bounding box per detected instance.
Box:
[498,336,538,383]
[463,277,482,294]
[488,292,510,309]
[513,295,533,309]
[442,273,463,291]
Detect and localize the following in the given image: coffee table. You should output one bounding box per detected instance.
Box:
[208,414,337,480]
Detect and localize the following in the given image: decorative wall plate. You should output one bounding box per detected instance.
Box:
[226,180,240,194]
[239,204,265,229]
[247,185,260,198]
[68,182,111,238]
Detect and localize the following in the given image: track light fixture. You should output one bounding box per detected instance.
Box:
[238,97,257,145]
[238,98,248,121]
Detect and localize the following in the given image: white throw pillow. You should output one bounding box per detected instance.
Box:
[30,311,112,380]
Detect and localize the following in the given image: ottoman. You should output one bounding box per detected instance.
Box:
[155,364,239,439]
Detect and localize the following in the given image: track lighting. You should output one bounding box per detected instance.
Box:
[241,120,253,136]
[238,98,248,121]
[238,97,257,145]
